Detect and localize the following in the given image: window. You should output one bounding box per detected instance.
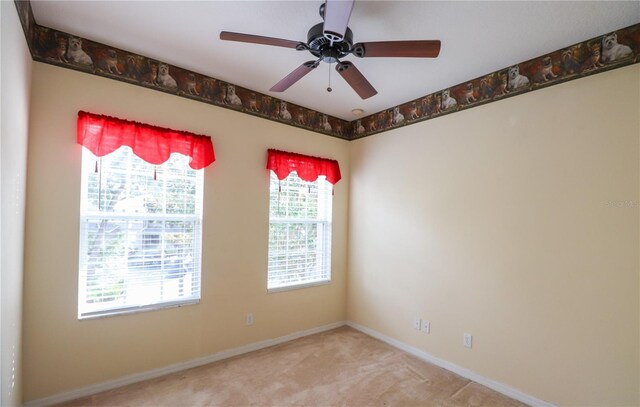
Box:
[78,146,204,318]
[267,171,333,291]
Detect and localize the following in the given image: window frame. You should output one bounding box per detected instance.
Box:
[266,171,333,293]
[77,146,204,319]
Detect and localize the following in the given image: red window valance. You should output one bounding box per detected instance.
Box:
[266,149,341,185]
[77,111,215,170]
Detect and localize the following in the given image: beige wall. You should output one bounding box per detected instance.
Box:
[348,65,640,406]
[1,2,33,406]
[22,63,349,401]
[19,43,640,405]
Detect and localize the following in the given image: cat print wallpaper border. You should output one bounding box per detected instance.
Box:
[16,1,351,140]
[12,1,640,141]
[352,23,640,139]
[14,0,36,55]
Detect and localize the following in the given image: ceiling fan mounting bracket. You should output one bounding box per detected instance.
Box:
[305,60,321,69]
[296,43,310,51]
[336,62,349,72]
[352,43,365,58]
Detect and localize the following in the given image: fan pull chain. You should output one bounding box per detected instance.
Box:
[327,62,332,93]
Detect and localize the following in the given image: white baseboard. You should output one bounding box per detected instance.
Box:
[26,320,554,407]
[24,321,346,407]
[346,321,555,407]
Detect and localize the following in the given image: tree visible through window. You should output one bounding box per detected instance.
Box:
[78,146,203,318]
[267,171,332,291]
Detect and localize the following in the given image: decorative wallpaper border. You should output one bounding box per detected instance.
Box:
[14,0,35,55]
[13,1,640,141]
[352,23,640,139]
[14,1,351,140]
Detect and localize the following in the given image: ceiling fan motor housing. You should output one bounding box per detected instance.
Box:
[307,22,353,63]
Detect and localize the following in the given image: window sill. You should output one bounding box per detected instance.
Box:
[267,279,331,293]
[78,298,200,320]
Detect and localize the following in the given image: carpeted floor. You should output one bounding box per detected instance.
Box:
[59,326,526,406]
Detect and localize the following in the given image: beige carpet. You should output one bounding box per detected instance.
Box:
[59,326,526,406]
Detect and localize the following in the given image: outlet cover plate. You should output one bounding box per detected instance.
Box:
[413,318,421,330]
[463,333,472,348]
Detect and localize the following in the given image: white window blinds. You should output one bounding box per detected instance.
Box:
[78,146,203,318]
[267,171,332,291]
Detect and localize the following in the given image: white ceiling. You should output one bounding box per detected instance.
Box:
[32,1,640,121]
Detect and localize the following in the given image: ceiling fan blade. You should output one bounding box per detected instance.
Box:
[335,61,377,100]
[220,31,302,49]
[322,0,355,42]
[270,61,320,92]
[352,40,442,58]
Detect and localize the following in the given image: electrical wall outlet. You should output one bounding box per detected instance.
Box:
[413,317,421,331]
[246,313,254,326]
[463,333,472,348]
[421,320,430,334]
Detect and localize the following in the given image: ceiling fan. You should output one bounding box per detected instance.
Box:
[219,0,441,100]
